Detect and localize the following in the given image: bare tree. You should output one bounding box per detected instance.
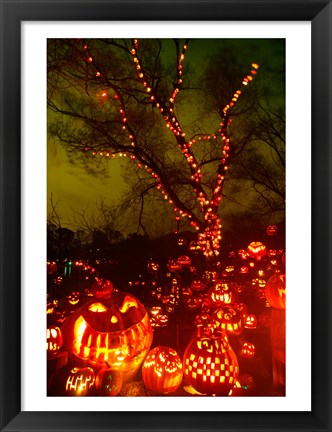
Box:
[48,38,284,256]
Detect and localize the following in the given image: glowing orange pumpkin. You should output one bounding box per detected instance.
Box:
[208,281,237,308]
[65,366,95,396]
[247,242,267,260]
[46,325,63,355]
[243,313,258,329]
[212,307,244,336]
[240,342,256,359]
[265,273,286,309]
[61,290,153,382]
[183,335,239,396]
[142,346,183,395]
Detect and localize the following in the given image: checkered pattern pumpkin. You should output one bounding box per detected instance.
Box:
[183,335,239,395]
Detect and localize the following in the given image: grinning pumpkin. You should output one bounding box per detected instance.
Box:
[243,313,258,329]
[247,242,267,260]
[211,307,244,336]
[265,273,286,310]
[147,260,160,274]
[91,278,114,299]
[46,325,63,355]
[240,342,256,359]
[266,224,278,236]
[65,366,95,396]
[142,346,183,395]
[208,281,237,308]
[61,290,153,382]
[183,334,239,396]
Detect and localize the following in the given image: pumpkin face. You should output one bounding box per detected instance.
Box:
[65,367,95,396]
[183,336,239,396]
[266,224,278,236]
[208,281,237,308]
[91,278,113,299]
[46,326,63,354]
[61,290,153,381]
[240,342,256,359]
[247,242,267,260]
[147,260,160,274]
[177,255,191,266]
[142,346,183,395]
[212,307,244,336]
[191,278,205,292]
[243,313,258,329]
[95,368,123,396]
[167,259,182,273]
[265,273,286,309]
[182,289,203,310]
[189,240,201,253]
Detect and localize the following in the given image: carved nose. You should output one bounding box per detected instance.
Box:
[110,315,118,324]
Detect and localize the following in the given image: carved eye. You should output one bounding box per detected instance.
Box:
[88,303,107,312]
[119,296,138,314]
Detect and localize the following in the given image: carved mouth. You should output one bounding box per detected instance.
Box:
[72,312,152,366]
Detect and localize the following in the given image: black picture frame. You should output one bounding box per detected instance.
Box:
[1,0,331,431]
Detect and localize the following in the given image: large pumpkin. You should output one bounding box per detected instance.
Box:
[61,290,153,382]
[265,273,286,309]
[183,335,239,396]
[208,281,237,308]
[142,346,183,395]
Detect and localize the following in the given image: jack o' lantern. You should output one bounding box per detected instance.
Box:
[65,366,95,396]
[95,368,123,396]
[208,281,237,308]
[147,259,160,274]
[212,307,244,336]
[177,255,191,267]
[266,225,278,236]
[189,240,201,253]
[66,291,82,310]
[240,342,256,359]
[182,288,203,310]
[167,259,182,273]
[91,278,113,299]
[247,242,267,260]
[265,273,286,310]
[243,313,258,329]
[61,290,153,382]
[142,346,183,395]
[46,325,63,355]
[191,277,205,292]
[183,334,239,396]
[47,261,58,275]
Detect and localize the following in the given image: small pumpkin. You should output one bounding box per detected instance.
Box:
[46,325,63,355]
[65,366,95,396]
[247,242,267,260]
[142,346,183,395]
[95,368,122,396]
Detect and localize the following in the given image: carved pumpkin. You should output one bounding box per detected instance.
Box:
[142,346,183,395]
[167,259,182,273]
[91,278,113,299]
[243,313,258,329]
[240,342,256,359]
[177,255,191,267]
[212,307,244,336]
[265,273,286,310]
[95,368,122,396]
[147,260,160,274]
[65,366,95,396]
[189,240,201,253]
[208,281,237,308]
[182,288,203,310]
[266,224,278,236]
[183,335,239,396]
[61,290,153,382]
[247,242,267,260]
[46,325,63,355]
[191,277,205,292]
